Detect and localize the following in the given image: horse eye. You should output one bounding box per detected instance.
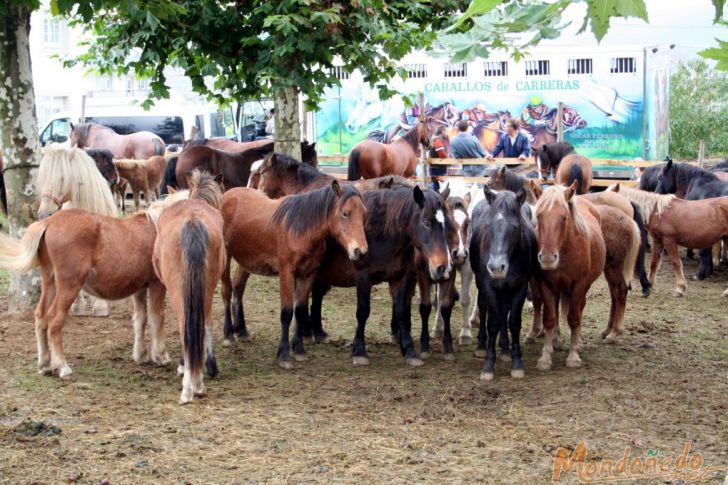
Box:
[423,219,431,228]
[342,210,349,218]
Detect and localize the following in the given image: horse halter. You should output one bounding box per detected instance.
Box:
[41,191,70,210]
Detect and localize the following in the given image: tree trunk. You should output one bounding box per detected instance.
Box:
[0,5,42,313]
[273,86,302,160]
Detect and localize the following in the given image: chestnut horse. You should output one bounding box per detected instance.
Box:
[0,191,190,379]
[153,171,225,404]
[528,181,606,370]
[221,182,368,368]
[70,123,165,159]
[185,138,318,166]
[114,156,168,212]
[555,153,592,194]
[647,195,728,297]
[347,122,429,180]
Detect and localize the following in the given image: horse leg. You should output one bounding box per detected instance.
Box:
[695,247,713,280]
[417,272,433,359]
[475,284,487,359]
[276,269,295,369]
[133,188,141,212]
[459,264,475,345]
[508,284,528,378]
[35,276,54,374]
[388,285,399,344]
[536,281,557,371]
[352,272,373,366]
[46,286,82,378]
[291,275,316,362]
[525,278,543,343]
[437,275,457,361]
[70,290,89,316]
[565,294,587,368]
[221,255,235,345]
[648,237,664,285]
[601,264,628,344]
[148,281,170,365]
[665,240,687,296]
[480,286,501,381]
[393,272,422,366]
[232,267,251,341]
[131,289,150,364]
[309,279,331,343]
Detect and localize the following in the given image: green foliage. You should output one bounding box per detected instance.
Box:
[60,1,467,110]
[669,60,728,159]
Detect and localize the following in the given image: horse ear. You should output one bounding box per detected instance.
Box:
[69,122,74,130]
[331,180,343,197]
[440,183,450,200]
[214,173,224,185]
[499,166,507,177]
[608,183,620,193]
[378,176,394,189]
[666,159,673,169]
[463,192,472,209]
[484,186,497,205]
[516,189,527,206]
[529,180,543,200]
[413,185,425,207]
[564,180,578,202]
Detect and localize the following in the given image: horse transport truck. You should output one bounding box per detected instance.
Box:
[309,45,677,162]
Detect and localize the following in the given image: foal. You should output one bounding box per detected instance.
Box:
[153,171,225,404]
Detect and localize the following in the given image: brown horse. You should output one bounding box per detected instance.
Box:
[347,122,429,180]
[153,171,225,404]
[647,195,728,297]
[70,122,165,159]
[555,154,593,194]
[113,156,168,211]
[185,138,319,166]
[221,182,368,368]
[0,192,190,378]
[528,181,606,370]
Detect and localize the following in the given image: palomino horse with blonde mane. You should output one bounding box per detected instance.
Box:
[153,171,225,404]
[347,122,429,180]
[70,122,165,159]
[528,181,606,370]
[221,181,368,368]
[37,147,120,317]
[0,185,192,380]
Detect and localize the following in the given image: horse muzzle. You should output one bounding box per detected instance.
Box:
[487,259,509,279]
[348,245,368,262]
[538,252,559,270]
[452,249,468,266]
[429,263,452,282]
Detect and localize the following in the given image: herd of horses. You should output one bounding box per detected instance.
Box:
[0,119,727,404]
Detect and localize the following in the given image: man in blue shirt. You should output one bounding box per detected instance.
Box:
[450,120,487,177]
[487,118,531,161]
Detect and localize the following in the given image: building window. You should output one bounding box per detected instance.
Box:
[405,63,427,79]
[43,17,62,45]
[524,60,550,76]
[610,57,637,74]
[36,95,69,128]
[483,61,508,77]
[444,62,467,78]
[96,75,113,91]
[137,78,150,91]
[567,58,592,75]
[329,66,350,80]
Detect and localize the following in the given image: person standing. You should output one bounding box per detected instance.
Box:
[265,108,275,139]
[487,118,530,161]
[450,120,487,178]
[428,126,450,190]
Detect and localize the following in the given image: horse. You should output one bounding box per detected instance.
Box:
[528,181,606,370]
[152,171,225,404]
[83,149,120,187]
[581,189,651,296]
[249,152,334,196]
[534,142,576,180]
[639,163,665,192]
[184,138,319,167]
[113,156,167,212]
[347,122,429,180]
[487,165,535,203]
[555,154,593,194]
[70,122,165,159]
[655,159,728,278]
[646,195,728,297]
[470,187,537,380]
[220,181,368,368]
[0,188,190,379]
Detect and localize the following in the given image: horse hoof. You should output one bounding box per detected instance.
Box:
[641,290,650,298]
[38,367,53,376]
[480,371,494,381]
[58,365,73,379]
[459,335,472,346]
[511,369,525,379]
[179,395,193,405]
[406,357,424,367]
[222,339,233,347]
[419,351,431,360]
[152,353,171,366]
[133,351,150,365]
[566,356,582,368]
[193,384,207,397]
[277,359,293,370]
[177,365,184,376]
[524,334,536,344]
[673,290,684,298]
[722,289,728,298]
[315,335,330,344]
[237,334,252,343]
[389,335,399,345]
[293,353,308,362]
[536,358,552,371]
[352,356,370,366]
[499,353,512,363]
[442,353,455,362]
[303,336,314,344]
[474,349,486,358]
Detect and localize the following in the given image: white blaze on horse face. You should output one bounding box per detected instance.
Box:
[454,209,468,259]
[496,212,504,220]
[435,210,445,227]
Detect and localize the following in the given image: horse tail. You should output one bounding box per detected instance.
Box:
[347,149,361,181]
[630,201,651,296]
[568,162,585,194]
[623,217,641,290]
[181,218,210,385]
[161,156,179,195]
[153,138,165,156]
[0,221,48,272]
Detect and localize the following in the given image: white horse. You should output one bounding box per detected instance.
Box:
[344,83,406,134]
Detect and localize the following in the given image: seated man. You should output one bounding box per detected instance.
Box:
[487,118,530,161]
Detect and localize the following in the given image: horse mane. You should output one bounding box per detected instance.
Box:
[398,123,422,151]
[37,146,118,217]
[114,158,148,169]
[272,184,361,237]
[447,195,467,213]
[639,164,664,191]
[534,185,588,235]
[188,170,223,210]
[491,167,526,192]
[266,152,330,188]
[539,142,575,169]
[669,162,718,188]
[365,186,440,239]
[612,186,674,218]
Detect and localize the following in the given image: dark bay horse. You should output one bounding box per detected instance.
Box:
[186,138,319,167]
[153,172,225,404]
[83,149,120,187]
[221,182,368,368]
[534,142,575,180]
[70,123,165,159]
[470,188,537,380]
[347,122,429,180]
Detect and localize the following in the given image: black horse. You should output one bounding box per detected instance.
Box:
[656,159,728,278]
[470,187,537,380]
[638,163,665,192]
[533,142,575,180]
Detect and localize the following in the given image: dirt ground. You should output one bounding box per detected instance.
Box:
[0,254,726,484]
